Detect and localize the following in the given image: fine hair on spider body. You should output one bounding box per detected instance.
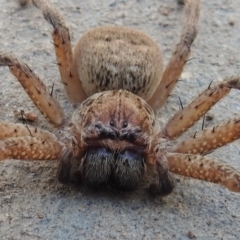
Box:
[0,0,240,196]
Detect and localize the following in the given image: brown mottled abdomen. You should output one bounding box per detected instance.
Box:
[74,26,163,101]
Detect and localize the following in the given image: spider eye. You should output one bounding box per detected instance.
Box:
[122,121,128,128]
[94,123,102,129]
[109,119,115,127]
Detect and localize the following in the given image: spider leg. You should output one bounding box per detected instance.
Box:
[0,122,64,161]
[0,121,83,184]
[0,52,65,127]
[167,153,240,192]
[173,118,240,154]
[148,0,199,111]
[162,76,240,139]
[0,122,59,140]
[31,0,87,105]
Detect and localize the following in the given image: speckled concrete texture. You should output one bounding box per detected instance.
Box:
[0,0,240,239]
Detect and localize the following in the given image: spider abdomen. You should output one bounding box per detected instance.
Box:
[74,26,164,101]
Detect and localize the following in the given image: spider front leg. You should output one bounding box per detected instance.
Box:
[174,118,240,155]
[167,153,240,192]
[148,0,199,110]
[0,122,84,184]
[162,76,240,140]
[0,122,64,161]
[31,0,87,105]
[0,52,64,126]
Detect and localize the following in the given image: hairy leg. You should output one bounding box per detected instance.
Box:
[30,0,87,105]
[148,0,199,110]
[173,118,240,155]
[167,153,240,192]
[0,122,83,183]
[0,122,58,140]
[162,76,240,139]
[0,122,64,161]
[0,53,65,126]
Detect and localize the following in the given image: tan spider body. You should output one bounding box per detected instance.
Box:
[1,0,240,195]
[74,26,164,100]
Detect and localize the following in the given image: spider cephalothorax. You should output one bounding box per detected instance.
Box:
[0,0,240,196]
[58,90,173,195]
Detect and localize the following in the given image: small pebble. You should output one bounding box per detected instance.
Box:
[205,113,214,121]
[14,110,37,122]
[187,231,196,239]
[19,0,29,6]
[178,0,185,5]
